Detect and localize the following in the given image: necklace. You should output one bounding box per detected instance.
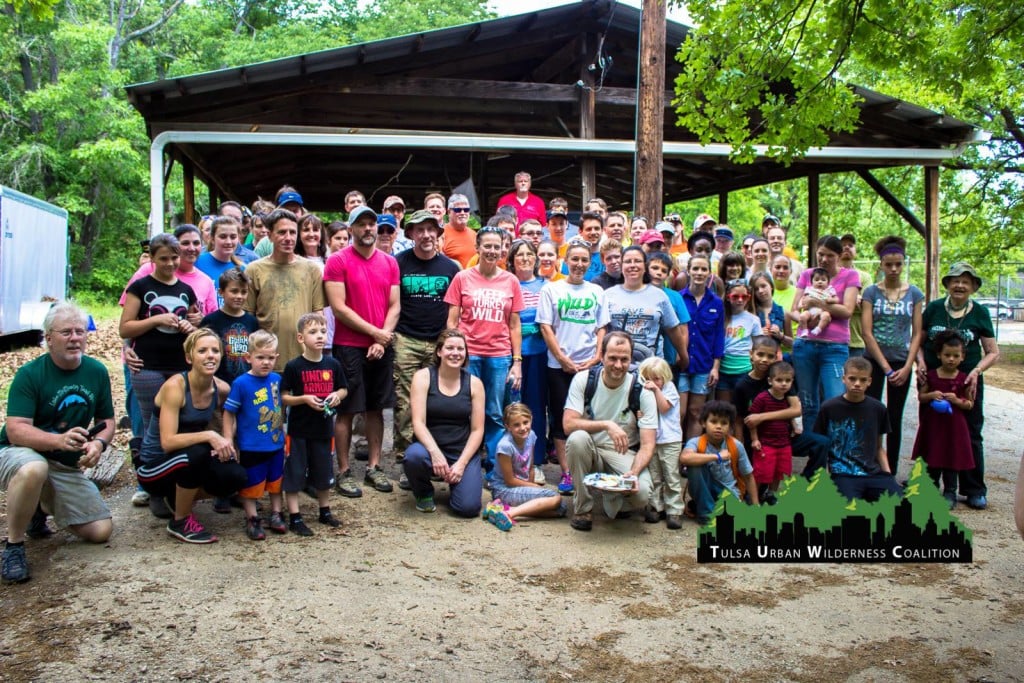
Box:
[944,296,972,329]
[881,280,904,305]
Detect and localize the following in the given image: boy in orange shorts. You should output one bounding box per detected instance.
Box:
[223,330,286,540]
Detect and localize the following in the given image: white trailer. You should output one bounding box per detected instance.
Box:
[0,186,69,335]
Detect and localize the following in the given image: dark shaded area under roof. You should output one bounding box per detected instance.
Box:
[126,0,980,214]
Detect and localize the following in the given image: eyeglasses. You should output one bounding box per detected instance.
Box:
[53,328,87,338]
[520,230,542,237]
[450,207,471,214]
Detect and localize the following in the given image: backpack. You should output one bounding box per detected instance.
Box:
[582,365,644,421]
[697,434,747,498]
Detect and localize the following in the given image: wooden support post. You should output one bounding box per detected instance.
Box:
[634,0,666,220]
[208,184,217,214]
[807,172,820,266]
[924,166,940,300]
[718,192,728,225]
[579,35,597,206]
[183,159,195,225]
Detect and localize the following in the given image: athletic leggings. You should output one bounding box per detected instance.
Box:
[137,444,247,501]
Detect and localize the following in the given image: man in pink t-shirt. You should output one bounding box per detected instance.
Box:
[323,205,400,497]
[496,171,546,231]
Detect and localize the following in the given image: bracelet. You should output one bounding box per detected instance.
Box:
[715,452,723,464]
[95,437,109,450]
[512,355,522,361]
[885,369,895,378]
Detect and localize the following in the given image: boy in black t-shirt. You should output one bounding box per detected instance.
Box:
[281,313,348,536]
[200,268,259,383]
[813,356,902,502]
[733,336,828,477]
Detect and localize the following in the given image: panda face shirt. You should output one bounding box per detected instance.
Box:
[125,274,198,372]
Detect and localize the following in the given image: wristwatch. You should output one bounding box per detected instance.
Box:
[95,437,109,450]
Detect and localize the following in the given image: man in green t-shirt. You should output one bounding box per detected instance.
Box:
[0,302,115,584]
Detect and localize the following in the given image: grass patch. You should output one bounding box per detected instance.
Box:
[997,343,1024,364]
[74,291,122,323]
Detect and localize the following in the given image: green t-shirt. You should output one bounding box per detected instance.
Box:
[920,298,995,373]
[847,269,872,349]
[0,354,114,467]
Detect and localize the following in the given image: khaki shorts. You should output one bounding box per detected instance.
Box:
[0,446,111,528]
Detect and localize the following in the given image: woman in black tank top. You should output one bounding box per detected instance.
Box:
[401,329,486,517]
[136,329,247,544]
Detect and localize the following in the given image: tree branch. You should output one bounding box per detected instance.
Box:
[120,0,184,45]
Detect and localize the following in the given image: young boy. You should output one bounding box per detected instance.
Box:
[748,361,798,504]
[733,336,828,477]
[680,401,758,525]
[280,313,348,536]
[223,330,287,540]
[200,269,259,384]
[813,356,902,501]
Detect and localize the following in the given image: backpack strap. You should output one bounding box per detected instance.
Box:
[582,365,601,420]
[697,435,746,498]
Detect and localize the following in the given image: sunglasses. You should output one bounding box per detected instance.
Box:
[728,294,750,301]
[450,207,471,214]
[378,226,396,234]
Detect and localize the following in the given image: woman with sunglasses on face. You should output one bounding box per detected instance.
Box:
[790,235,860,428]
[445,226,524,478]
[506,239,549,478]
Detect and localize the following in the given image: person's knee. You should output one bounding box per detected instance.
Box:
[10,458,49,491]
[565,431,593,459]
[73,518,113,543]
[451,493,481,518]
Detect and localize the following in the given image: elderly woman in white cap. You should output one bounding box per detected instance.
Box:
[917,262,999,510]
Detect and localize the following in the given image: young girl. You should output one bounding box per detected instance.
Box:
[797,267,837,336]
[747,361,799,504]
[485,403,566,531]
[912,331,975,509]
[680,255,724,439]
[716,279,762,403]
[638,357,685,530]
[196,217,245,300]
[750,272,792,356]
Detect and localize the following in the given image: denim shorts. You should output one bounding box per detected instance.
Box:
[677,373,711,395]
[715,371,747,392]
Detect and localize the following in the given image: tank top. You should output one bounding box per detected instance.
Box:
[139,372,216,464]
[425,366,472,458]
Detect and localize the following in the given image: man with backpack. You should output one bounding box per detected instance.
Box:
[562,331,658,531]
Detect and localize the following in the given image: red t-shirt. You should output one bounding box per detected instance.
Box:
[443,268,524,357]
[441,223,477,269]
[496,192,546,230]
[323,246,399,348]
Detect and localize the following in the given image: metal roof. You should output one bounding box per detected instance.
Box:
[127,0,982,215]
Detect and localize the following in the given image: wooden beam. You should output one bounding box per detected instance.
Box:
[634,0,666,221]
[718,192,728,225]
[924,166,940,300]
[529,38,580,83]
[807,172,820,265]
[855,169,926,237]
[183,158,195,225]
[578,35,597,205]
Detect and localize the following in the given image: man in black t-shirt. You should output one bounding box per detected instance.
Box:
[393,210,461,468]
[733,336,828,477]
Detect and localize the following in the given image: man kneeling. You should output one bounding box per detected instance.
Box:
[563,331,657,531]
[0,302,115,584]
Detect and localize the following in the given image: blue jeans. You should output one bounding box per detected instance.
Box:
[686,464,728,521]
[468,355,512,469]
[792,338,848,429]
[519,352,548,466]
[402,443,482,517]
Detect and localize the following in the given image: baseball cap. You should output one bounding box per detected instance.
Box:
[383,195,405,211]
[638,229,666,246]
[547,207,568,221]
[714,226,734,240]
[348,204,377,224]
[762,214,781,226]
[692,214,716,232]
[376,213,398,232]
[655,221,676,237]
[277,191,303,207]
[840,233,856,245]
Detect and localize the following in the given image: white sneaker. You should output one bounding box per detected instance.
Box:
[131,488,150,507]
[533,467,546,485]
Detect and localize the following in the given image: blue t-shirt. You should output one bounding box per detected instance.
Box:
[683,435,752,499]
[224,372,284,452]
[195,253,245,307]
[661,286,691,364]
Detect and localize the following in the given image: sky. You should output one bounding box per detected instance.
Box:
[487,0,692,24]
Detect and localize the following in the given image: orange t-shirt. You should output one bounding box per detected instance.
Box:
[441,224,476,269]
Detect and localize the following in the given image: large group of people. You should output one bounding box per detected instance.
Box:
[0,172,1002,583]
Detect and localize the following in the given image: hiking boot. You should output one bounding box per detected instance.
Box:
[398,472,412,490]
[335,470,363,498]
[246,516,266,541]
[966,495,987,510]
[149,496,173,519]
[353,444,370,461]
[570,513,592,532]
[131,487,150,507]
[26,507,53,539]
[2,544,30,584]
[167,515,218,544]
[666,514,683,530]
[644,505,663,524]
[318,511,342,528]
[267,512,287,534]
[365,466,393,493]
[943,490,958,510]
[415,495,436,513]
[290,518,314,537]
[212,497,232,514]
[557,472,574,495]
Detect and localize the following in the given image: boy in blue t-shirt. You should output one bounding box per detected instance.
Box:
[281,313,348,536]
[224,330,286,541]
[200,268,259,383]
[680,400,758,525]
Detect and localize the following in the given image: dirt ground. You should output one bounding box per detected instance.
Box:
[2,325,1023,682]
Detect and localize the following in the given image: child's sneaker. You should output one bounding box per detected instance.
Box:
[533,467,546,485]
[482,499,507,522]
[318,511,342,528]
[557,472,574,495]
[131,486,150,507]
[485,508,515,532]
[289,517,314,537]
[246,516,266,541]
[267,512,288,534]
[166,515,218,544]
